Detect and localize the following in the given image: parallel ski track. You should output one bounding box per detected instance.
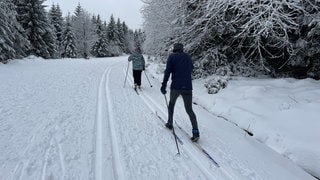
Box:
[95,67,125,180]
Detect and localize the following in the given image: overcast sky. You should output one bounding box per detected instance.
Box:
[44,0,144,29]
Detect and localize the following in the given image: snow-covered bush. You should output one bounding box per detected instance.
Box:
[204,75,230,94]
[193,48,229,78]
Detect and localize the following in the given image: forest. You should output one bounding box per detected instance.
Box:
[0,0,144,62]
[142,0,320,81]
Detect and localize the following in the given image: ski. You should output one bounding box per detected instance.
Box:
[134,87,139,95]
[155,111,220,167]
[155,112,183,144]
[175,124,220,167]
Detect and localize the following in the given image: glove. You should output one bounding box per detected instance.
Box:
[160,83,167,94]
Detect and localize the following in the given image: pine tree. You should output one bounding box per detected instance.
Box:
[0,0,18,63]
[48,4,65,57]
[15,0,56,59]
[106,15,121,56]
[121,22,131,53]
[117,18,126,52]
[0,0,29,63]
[91,15,110,57]
[74,3,83,18]
[61,14,77,58]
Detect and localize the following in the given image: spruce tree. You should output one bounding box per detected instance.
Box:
[48,4,65,57]
[61,14,77,58]
[91,15,110,57]
[117,18,125,52]
[121,22,131,53]
[106,15,121,56]
[0,0,18,63]
[0,0,29,63]
[15,0,56,59]
[107,15,116,41]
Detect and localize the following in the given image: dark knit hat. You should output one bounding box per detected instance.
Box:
[173,43,183,52]
[135,47,141,53]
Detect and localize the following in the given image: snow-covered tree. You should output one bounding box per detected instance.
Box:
[61,14,77,58]
[71,3,96,58]
[91,15,111,57]
[117,18,126,52]
[121,22,131,53]
[15,0,56,59]
[0,0,30,63]
[106,15,122,56]
[142,0,184,57]
[125,29,136,53]
[48,4,65,58]
[133,29,145,50]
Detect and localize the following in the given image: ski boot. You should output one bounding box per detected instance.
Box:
[165,122,173,130]
[191,129,200,142]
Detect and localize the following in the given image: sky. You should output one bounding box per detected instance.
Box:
[1,56,319,179]
[44,0,144,29]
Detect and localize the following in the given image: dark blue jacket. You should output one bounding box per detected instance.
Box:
[162,48,193,90]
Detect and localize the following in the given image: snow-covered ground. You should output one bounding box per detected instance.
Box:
[0,56,318,180]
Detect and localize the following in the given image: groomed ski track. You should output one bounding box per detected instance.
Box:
[124,70,237,180]
[94,57,314,180]
[124,72,231,180]
[95,64,125,180]
[96,61,223,179]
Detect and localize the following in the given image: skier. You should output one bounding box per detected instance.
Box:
[160,43,200,142]
[128,47,145,90]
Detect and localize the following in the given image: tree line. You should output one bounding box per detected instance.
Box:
[0,0,144,63]
[142,0,320,80]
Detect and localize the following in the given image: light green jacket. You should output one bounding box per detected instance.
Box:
[128,52,145,70]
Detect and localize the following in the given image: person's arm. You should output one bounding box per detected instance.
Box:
[162,56,172,85]
[142,55,145,70]
[160,56,172,94]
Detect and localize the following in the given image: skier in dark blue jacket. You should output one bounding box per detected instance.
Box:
[160,43,199,142]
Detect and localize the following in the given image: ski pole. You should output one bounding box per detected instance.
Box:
[144,71,153,87]
[123,61,129,88]
[164,95,180,155]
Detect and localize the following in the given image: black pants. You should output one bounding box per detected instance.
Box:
[168,90,198,130]
[133,70,142,86]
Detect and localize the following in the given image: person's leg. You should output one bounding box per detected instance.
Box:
[137,70,142,86]
[167,90,180,126]
[181,90,199,137]
[133,70,139,86]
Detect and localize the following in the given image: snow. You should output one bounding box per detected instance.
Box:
[0,56,319,180]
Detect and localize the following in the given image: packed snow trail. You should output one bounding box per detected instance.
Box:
[0,59,108,179]
[0,57,315,180]
[124,69,231,179]
[107,60,223,179]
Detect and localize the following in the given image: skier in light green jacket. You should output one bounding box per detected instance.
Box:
[128,47,145,90]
